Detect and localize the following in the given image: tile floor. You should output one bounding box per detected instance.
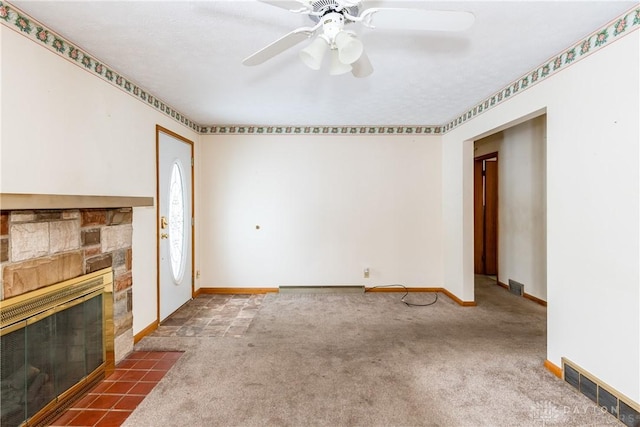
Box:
[48,293,263,426]
[151,293,265,338]
[49,351,183,427]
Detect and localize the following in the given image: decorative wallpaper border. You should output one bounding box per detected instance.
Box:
[1,1,638,136]
[199,125,442,135]
[442,7,640,133]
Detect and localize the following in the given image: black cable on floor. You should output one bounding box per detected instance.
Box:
[369,284,438,307]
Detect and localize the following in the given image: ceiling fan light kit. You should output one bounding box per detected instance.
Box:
[334,31,363,65]
[350,50,373,78]
[298,11,366,75]
[299,36,329,70]
[243,0,475,78]
[329,49,353,75]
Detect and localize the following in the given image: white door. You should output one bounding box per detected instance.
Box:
[158,130,193,321]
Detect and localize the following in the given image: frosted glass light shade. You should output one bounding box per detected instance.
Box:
[299,37,329,70]
[351,51,373,78]
[329,49,352,75]
[334,31,363,65]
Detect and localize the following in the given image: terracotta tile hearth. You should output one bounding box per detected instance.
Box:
[49,351,183,427]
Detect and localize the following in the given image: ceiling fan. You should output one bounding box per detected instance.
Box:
[242,0,475,77]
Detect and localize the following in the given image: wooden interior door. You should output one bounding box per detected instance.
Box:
[474,160,484,273]
[474,154,498,275]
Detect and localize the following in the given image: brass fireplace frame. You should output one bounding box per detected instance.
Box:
[0,268,113,427]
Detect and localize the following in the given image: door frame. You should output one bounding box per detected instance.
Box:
[155,125,195,323]
[473,151,499,279]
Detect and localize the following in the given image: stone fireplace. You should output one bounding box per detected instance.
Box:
[0,193,153,425]
[1,207,135,360]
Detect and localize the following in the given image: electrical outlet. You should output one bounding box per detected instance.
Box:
[364,268,369,279]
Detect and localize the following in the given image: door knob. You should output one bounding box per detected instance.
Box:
[160,216,168,229]
[161,233,168,239]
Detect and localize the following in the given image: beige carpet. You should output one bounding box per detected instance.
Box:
[126,277,617,426]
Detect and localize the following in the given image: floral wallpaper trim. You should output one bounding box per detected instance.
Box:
[0,1,201,133]
[199,125,442,135]
[1,2,638,136]
[441,7,640,133]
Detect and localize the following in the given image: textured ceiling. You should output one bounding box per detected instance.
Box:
[10,0,638,127]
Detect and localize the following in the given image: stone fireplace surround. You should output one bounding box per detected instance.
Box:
[0,193,153,363]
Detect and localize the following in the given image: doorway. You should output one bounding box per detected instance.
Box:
[156,126,194,322]
[474,153,498,276]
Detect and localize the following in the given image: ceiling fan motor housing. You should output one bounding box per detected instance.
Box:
[322,13,345,40]
[309,0,360,22]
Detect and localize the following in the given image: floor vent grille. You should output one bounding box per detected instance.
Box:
[562,358,640,426]
[508,279,524,296]
[279,285,365,294]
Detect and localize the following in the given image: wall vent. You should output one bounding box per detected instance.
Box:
[562,358,640,426]
[279,285,364,294]
[564,363,580,389]
[508,279,524,296]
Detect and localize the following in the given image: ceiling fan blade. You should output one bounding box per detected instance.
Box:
[243,27,317,66]
[360,8,475,32]
[258,0,311,12]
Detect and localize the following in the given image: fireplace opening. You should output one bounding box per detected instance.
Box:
[0,268,112,427]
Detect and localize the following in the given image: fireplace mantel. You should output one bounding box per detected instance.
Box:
[0,193,154,210]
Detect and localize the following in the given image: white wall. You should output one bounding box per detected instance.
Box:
[0,26,200,336]
[442,32,639,401]
[442,136,475,301]
[199,134,443,289]
[474,132,501,158]
[499,116,547,300]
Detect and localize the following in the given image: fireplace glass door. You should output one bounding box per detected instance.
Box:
[0,292,104,427]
